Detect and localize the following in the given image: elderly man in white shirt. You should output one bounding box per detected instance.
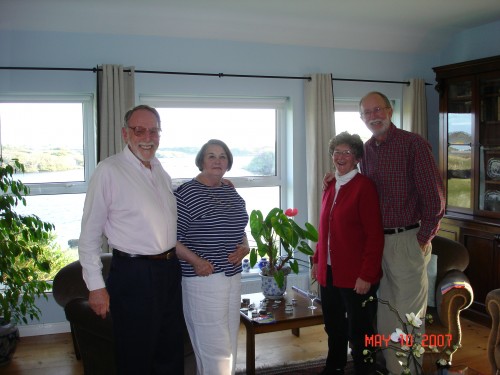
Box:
[78,105,182,375]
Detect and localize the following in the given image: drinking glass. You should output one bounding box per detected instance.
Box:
[307,290,318,310]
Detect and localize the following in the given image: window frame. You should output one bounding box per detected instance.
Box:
[140,95,286,192]
[0,93,96,195]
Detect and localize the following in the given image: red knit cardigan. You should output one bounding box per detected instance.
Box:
[313,173,384,288]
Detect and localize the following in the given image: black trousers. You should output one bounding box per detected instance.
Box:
[107,255,184,375]
[320,266,378,375]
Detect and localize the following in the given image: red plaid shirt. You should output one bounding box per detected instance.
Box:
[360,123,445,245]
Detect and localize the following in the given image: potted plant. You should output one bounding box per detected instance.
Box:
[249,207,318,297]
[0,158,55,364]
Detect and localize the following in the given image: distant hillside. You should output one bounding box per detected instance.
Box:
[449,131,471,144]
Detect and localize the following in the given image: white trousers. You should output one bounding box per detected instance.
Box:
[182,272,241,375]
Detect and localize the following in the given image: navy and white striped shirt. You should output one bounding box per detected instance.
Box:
[175,179,249,277]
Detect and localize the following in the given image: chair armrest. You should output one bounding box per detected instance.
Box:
[486,289,500,375]
[435,270,473,336]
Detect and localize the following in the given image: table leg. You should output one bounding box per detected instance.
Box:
[292,328,300,337]
[246,326,256,375]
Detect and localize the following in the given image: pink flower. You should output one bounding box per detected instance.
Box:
[285,208,298,217]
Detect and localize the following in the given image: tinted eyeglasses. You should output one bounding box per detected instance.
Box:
[127,126,162,137]
[360,106,390,119]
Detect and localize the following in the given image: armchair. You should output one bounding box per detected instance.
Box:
[486,288,500,374]
[52,254,195,374]
[423,236,474,371]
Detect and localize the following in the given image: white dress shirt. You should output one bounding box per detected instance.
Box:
[78,146,177,291]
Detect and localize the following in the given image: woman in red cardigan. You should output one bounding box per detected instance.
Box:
[312,132,384,375]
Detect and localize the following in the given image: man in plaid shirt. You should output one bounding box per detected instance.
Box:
[359,91,445,374]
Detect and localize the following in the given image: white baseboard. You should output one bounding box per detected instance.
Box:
[18,321,71,337]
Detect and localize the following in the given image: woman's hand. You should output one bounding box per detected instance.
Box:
[193,257,215,277]
[311,263,318,281]
[354,277,371,295]
[228,243,250,265]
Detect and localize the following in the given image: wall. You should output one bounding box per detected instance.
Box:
[0,25,494,333]
[438,20,500,66]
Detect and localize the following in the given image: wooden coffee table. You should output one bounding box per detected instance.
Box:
[240,289,324,375]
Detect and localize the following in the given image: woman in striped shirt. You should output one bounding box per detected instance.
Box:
[175,139,249,375]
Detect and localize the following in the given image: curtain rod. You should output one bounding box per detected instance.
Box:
[0,66,431,85]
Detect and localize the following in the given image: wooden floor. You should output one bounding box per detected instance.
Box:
[2,318,491,375]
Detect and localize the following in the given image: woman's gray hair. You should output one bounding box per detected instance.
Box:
[195,139,234,171]
[328,131,364,159]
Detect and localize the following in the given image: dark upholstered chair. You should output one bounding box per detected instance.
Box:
[486,289,500,374]
[52,253,195,375]
[423,236,474,372]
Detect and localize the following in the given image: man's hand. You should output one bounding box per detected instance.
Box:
[420,242,432,255]
[221,178,234,188]
[89,288,110,319]
[323,172,334,190]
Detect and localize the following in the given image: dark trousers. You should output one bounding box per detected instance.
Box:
[320,266,378,375]
[107,255,184,375]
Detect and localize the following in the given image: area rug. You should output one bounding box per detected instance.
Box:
[235,358,355,375]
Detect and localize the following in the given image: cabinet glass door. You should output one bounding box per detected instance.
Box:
[447,82,472,209]
[479,77,500,213]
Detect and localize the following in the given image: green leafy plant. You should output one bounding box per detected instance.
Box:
[249,207,318,288]
[0,158,55,324]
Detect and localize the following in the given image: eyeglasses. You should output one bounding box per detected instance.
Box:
[332,150,354,157]
[360,106,390,119]
[127,126,162,137]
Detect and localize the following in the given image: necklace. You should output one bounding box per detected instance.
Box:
[207,186,235,208]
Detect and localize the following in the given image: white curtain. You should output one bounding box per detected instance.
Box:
[403,78,427,138]
[304,74,335,230]
[97,64,135,161]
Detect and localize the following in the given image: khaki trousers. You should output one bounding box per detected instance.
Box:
[377,228,431,375]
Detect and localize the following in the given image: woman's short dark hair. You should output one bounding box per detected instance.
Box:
[328,131,364,159]
[123,105,161,128]
[195,139,233,171]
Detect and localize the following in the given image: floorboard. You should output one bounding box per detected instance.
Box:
[2,318,491,374]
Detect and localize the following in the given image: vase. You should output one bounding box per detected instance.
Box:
[242,258,251,272]
[0,318,19,366]
[260,273,287,299]
[257,257,268,270]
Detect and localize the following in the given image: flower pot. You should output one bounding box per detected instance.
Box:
[0,318,19,366]
[260,273,287,299]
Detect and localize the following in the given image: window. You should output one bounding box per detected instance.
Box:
[142,96,285,215]
[142,96,286,272]
[0,95,95,272]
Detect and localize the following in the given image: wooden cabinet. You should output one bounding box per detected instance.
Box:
[434,55,500,325]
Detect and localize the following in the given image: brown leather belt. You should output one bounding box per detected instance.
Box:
[113,248,176,260]
[383,223,420,235]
